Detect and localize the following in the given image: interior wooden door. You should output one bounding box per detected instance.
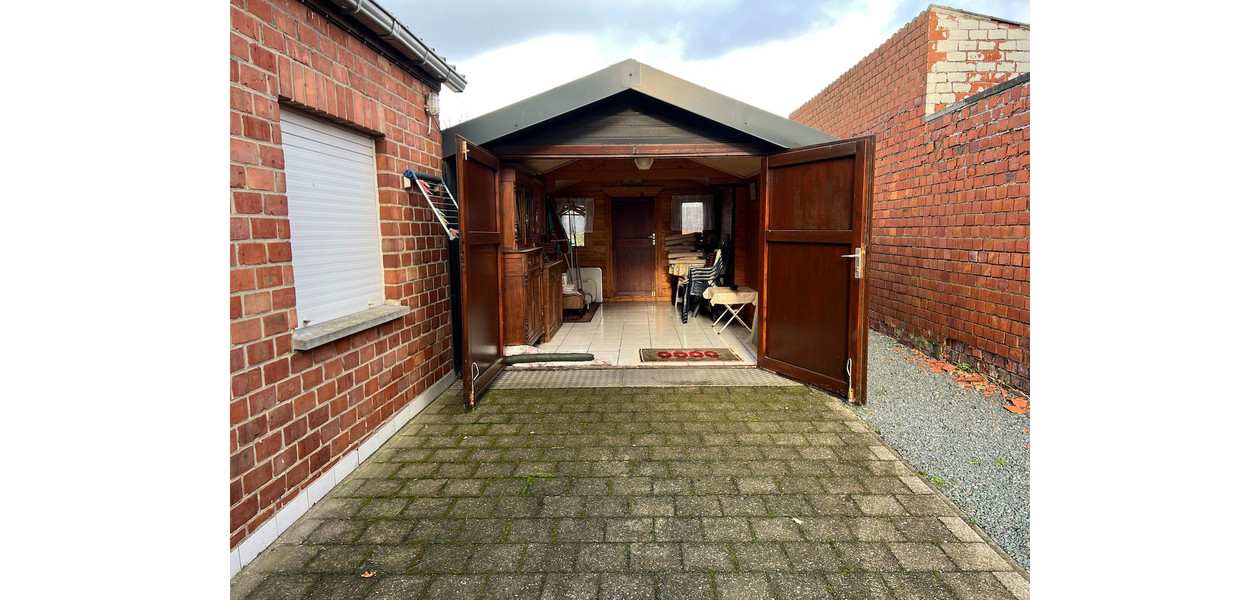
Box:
[758,137,873,404]
[455,136,506,407]
[611,198,655,297]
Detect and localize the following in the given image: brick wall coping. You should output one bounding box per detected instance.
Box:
[929,3,1030,28]
[925,72,1030,123]
[290,304,409,351]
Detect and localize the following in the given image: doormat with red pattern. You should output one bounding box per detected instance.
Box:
[639,348,741,362]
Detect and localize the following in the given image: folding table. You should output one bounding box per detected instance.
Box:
[703,286,758,335]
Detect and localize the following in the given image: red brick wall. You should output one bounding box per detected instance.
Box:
[791,8,1031,393]
[230,0,454,549]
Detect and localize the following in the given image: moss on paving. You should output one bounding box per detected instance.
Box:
[232,386,1027,600]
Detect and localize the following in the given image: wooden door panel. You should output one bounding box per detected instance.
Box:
[466,244,502,368]
[759,137,872,404]
[763,242,852,379]
[456,137,505,407]
[766,156,855,231]
[612,198,655,297]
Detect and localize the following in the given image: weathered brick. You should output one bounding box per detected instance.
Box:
[791,5,1029,393]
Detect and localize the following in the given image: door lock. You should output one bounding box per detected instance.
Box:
[841,247,864,279]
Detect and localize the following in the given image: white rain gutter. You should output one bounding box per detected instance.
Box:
[325,0,467,92]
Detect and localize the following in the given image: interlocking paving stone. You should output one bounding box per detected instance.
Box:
[482,574,545,600]
[731,543,791,571]
[424,574,486,599]
[657,572,717,600]
[942,542,1016,571]
[305,575,374,599]
[628,542,683,571]
[783,542,844,572]
[362,574,432,599]
[599,573,655,599]
[240,574,317,600]
[882,572,958,599]
[714,573,773,600]
[849,516,905,542]
[941,572,1022,600]
[888,542,959,571]
[768,572,835,599]
[539,573,598,599]
[362,545,423,573]
[232,385,1029,599]
[681,543,736,572]
[576,543,629,571]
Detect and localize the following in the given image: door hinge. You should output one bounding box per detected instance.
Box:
[461,140,469,160]
[842,246,864,279]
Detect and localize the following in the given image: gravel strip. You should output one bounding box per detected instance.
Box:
[854,330,1031,571]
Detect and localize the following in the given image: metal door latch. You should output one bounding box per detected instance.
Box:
[841,247,864,279]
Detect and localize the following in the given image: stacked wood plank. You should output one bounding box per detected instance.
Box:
[667,233,705,266]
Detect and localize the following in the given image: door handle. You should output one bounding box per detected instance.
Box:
[841,247,864,279]
[649,233,656,245]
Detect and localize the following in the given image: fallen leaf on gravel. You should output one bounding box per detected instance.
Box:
[1004,405,1029,414]
[1011,397,1029,408]
[361,571,377,578]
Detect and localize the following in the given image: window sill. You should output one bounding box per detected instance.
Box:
[291,305,410,351]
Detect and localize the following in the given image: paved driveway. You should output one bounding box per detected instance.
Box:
[231,381,1029,599]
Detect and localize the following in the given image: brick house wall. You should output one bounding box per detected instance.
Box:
[791,5,1031,393]
[230,0,456,559]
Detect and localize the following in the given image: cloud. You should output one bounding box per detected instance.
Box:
[381,0,860,63]
[374,0,1032,126]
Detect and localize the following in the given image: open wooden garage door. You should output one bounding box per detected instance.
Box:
[758,137,873,404]
[456,136,506,406]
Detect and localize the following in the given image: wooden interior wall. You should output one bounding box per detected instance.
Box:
[734,185,758,289]
[559,180,715,301]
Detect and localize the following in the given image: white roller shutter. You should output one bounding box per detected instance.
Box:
[279,108,385,328]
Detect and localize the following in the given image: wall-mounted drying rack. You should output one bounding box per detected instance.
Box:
[403,169,460,240]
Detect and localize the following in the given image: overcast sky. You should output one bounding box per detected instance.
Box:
[374,0,1031,128]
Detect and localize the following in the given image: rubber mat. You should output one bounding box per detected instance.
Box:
[489,367,802,389]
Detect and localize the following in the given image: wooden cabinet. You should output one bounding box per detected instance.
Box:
[503,248,545,346]
[499,166,547,251]
[501,166,563,346]
[542,260,564,342]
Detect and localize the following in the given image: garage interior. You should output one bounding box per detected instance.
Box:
[442,60,832,366]
[441,59,870,405]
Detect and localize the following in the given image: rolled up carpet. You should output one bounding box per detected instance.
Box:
[505,352,595,365]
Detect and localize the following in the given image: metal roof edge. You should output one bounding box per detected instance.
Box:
[323,0,468,91]
[633,62,837,149]
[442,59,642,157]
[442,59,836,158]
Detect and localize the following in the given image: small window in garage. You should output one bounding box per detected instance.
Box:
[555,197,594,247]
[279,108,385,328]
[672,194,713,234]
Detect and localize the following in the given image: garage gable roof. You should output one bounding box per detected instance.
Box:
[441,59,836,158]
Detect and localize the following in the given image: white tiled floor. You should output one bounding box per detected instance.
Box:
[530,301,756,367]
